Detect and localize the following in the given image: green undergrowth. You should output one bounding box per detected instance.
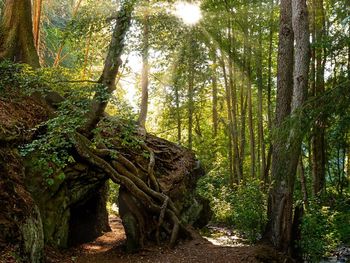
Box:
[197,171,267,243]
[299,194,350,262]
[0,61,124,186]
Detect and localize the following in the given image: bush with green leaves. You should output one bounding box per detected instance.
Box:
[229,179,267,242]
[300,201,341,262]
[197,173,267,243]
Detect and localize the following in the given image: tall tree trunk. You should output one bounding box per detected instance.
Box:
[257,26,266,182]
[239,87,248,182]
[220,53,235,185]
[228,23,240,184]
[33,0,42,53]
[264,0,276,183]
[187,39,194,150]
[267,0,275,132]
[138,2,150,129]
[211,51,219,138]
[264,0,294,250]
[247,51,256,178]
[0,0,40,68]
[264,0,310,254]
[311,0,326,196]
[175,84,182,145]
[239,15,249,182]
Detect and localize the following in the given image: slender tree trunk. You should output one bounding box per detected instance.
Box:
[228,23,240,184]
[175,84,182,145]
[33,0,42,52]
[138,2,150,129]
[239,17,249,182]
[240,89,248,182]
[220,53,234,185]
[264,0,276,183]
[211,52,219,138]
[247,52,256,178]
[257,27,266,182]
[311,0,326,196]
[187,39,194,150]
[0,0,40,68]
[267,0,275,132]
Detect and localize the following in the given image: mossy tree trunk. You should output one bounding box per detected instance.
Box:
[264,0,310,254]
[0,0,40,68]
[83,0,137,133]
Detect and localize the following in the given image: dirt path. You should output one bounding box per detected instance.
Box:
[45,216,291,263]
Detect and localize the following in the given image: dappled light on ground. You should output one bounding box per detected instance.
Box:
[203,225,245,247]
[79,217,125,255]
[45,216,291,263]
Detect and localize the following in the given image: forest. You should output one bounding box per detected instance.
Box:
[0,0,349,262]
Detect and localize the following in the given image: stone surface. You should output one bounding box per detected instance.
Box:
[0,148,44,263]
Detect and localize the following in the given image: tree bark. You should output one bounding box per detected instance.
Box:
[33,0,42,52]
[247,48,256,178]
[264,0,310,254]
[228,22,240,184]
[267,0,275,133]
[187,37,195,150]
[220,53,234,185]
[311,0,326,196]
[264,0,294,251]
[211,51,219,138]
[138,1,150,129]
[264,0,276,183]
[257,21,266,182]
[175,84,182,145]
[0,0,40,68]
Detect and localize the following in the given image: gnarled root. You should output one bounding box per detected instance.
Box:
[72,132,184,248]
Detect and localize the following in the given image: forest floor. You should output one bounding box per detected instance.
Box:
[45,216,291,263]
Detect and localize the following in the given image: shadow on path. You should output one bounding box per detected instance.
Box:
[46,215,292,263]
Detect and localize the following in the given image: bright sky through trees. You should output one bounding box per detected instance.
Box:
[120,1,202,107]
[173,1,202,25]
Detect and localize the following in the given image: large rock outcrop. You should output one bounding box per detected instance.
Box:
[0,91,211,262]
[0,94,47,263]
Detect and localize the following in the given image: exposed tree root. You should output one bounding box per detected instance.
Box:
[72,132,186,248]
[141,143,159,192]
[156,195,169,245]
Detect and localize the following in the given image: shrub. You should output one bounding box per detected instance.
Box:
[197,173,267,243]
[300,202,340,262]
[229,179,267,242]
